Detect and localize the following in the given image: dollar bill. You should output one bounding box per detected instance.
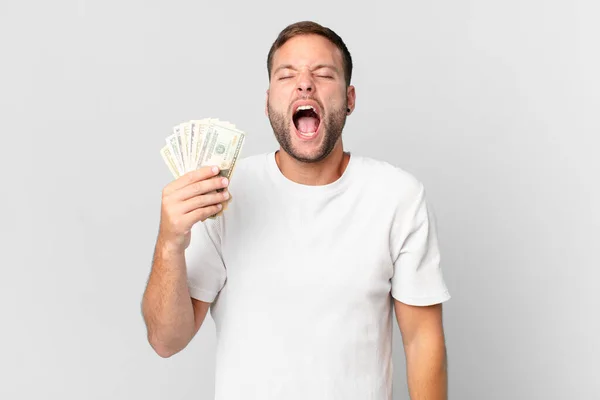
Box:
[197,122,245,181]
[160,145,180,178]
[166,126,185,175]
[190,118,211,170]
[181,122,192,172]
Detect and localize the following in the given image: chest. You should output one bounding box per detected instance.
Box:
[220,192,395,307]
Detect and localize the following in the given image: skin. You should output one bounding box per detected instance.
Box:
[142,32,448,399]
[265,34,355,186]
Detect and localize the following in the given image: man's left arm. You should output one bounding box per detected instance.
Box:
[394,299,448,400]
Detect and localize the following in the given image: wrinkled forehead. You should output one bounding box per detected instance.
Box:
[272,34,344,70]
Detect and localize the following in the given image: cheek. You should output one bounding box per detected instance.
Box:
[268,90,289,111]
[323,95,345,112]
[322,87,347,108]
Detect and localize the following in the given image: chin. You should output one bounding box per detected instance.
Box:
[287,135,334,163]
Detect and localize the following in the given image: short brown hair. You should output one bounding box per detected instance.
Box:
[267,21,353,86]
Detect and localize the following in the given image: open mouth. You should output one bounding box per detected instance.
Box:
[293,105,321,137]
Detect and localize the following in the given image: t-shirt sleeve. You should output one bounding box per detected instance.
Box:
[184,217,227,303]
[390,182,451,306]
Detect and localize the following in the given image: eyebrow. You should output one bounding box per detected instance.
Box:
[313,64,339,73]
[273,63,340,74]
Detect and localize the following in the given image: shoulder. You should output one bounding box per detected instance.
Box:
[225,152,273,197]
[232,152,268,171]
[351,154,425,203]
[228,152,269,180]
[351,155,432,232]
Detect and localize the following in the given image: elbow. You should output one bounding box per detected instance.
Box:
[148,336,181,358]
[146,329,187,358]
[155,347,177,359]
[141,304,195,358]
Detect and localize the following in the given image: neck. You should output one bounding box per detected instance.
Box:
[275,141,350,186]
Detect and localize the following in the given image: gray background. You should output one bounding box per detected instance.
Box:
[1,0,598,399]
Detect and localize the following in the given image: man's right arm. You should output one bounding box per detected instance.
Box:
[141,242,211,358]
[141,166,230,358]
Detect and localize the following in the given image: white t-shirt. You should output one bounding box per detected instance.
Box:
[185,151,451,400]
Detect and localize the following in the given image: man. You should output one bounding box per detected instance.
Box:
[142,21,451,400]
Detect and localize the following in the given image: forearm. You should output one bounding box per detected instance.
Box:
[142,240,195,357]
[404,335,448,400]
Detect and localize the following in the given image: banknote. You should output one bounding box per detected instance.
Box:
[166,126,184,175]
[160,145,180,178]
[189,118,209,170]
[160,118,246,218]
[197,123,245,182]
[181,122,193,172]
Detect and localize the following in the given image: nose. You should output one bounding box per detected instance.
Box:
[296,70,314,93]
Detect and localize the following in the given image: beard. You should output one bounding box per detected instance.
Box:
[267,97,347,163]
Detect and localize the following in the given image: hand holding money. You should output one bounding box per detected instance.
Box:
[158,166,230,252]
[160,118,245,218]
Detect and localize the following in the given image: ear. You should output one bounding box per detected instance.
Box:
[346,85,356,114]
[264,89,269,117]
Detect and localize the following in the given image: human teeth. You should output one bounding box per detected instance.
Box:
[296,105,315,112]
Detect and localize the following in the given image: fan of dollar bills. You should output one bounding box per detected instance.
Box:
[160,118,245,218]
[160,118,246,181]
